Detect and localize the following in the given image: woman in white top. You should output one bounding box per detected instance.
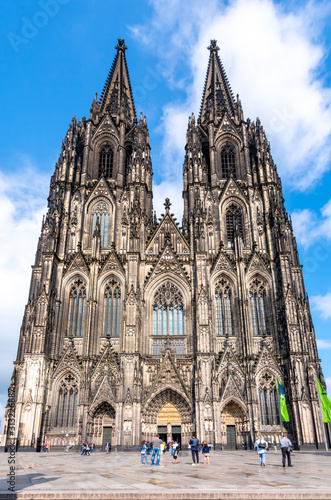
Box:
[254,434,268,466]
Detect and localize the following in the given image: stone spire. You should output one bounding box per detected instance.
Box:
[99,38,137,123]
[199,40,236,124]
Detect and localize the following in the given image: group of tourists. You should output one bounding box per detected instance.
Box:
[81,442,95,455]
[254,433,293,467]
[138,432,293,468]
[139,434,211,465]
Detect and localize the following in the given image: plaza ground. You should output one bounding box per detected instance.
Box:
[0,449,331,499]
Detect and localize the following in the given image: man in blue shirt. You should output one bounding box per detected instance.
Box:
[189,434,200,465]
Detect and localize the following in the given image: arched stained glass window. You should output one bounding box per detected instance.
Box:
[68,279,86,337]
[153,281,184,336]
[99,145,114,178]
[104,278,121,338]
[250,279,268,336]
[55,373,78,427]
[215,278,233,336]
[258,373,280,425]
[91,202,109,248]
[221,146,236,179]
[226,204,243,247]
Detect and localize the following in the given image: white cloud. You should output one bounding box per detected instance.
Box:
[311,291,331,320]
[317,339,331,349]
[0,161,48,427]
[131,0,331,192]
[291,199,331,248]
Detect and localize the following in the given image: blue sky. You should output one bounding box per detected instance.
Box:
[1,0,331,428]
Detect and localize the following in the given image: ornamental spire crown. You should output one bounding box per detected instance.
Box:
[99,38,137,124]
[199,39,236,124]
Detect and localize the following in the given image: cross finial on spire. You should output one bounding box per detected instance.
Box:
[115,38,128,51]
[207,39,219,52]
[164,198,171,211]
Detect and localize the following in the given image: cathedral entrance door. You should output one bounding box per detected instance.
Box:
[221,400,247,450]
[226,425,236,449]
[157,402,181,445]
[102,426,112,450]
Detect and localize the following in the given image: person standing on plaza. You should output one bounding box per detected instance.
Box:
[151,434,163,466]
[172,441,180,463]
[273,439,277,452]
[140,440,148,464]
[279,433,293,467]
[202,442,210,465]
[189,434,200,465]
[254,434,268,466]
[105,441,110,454]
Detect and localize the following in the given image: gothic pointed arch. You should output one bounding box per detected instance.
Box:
[142,388,192,440]
[248,276,272,337]
[213,276,234,337]
[256,370,280,426]
[144,349,191,405]
[51,371,79,428]
[83,177,116,250]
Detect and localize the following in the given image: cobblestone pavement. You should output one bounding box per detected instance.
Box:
[0,449,331,499]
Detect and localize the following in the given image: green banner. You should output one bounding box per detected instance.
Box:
[277,377,290,422]
[317,378,331,423]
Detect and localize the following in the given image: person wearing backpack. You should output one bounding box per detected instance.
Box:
[254,434,268,466]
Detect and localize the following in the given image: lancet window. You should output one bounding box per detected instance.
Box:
[55,373,78,427]
[104,278,121,338]
[215,278,233,336]
[258,373,280,426]
[98,145,114,178]
[153,281,184,336]
[250,279,268,336]
[226,204,243,246]
[91,202,109,248]
[221,145,236,179]
[68,279,86,337]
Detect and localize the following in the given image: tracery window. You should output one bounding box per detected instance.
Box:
[91,202,109,248]
[68,279,86,337]
[98,145,114,178]
[221,145,236,179]
[55,373,78,427]
[104,278,121,338]
[215,278,233,336]
[258,373,280,426]
[153,281,184,336]
[250,279,268,336]
[226,204,243,246]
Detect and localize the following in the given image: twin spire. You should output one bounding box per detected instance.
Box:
[99,38,136,123]
[99,38,235,126]
[199,40,236,124]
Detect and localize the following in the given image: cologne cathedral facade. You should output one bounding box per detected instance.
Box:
[2,39,328,451]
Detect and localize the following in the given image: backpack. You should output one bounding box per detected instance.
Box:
[258,440,267,449]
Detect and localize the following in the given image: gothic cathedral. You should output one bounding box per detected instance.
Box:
[2,39,327,451]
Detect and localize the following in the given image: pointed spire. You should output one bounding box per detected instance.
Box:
[99,38,137,123]
[199,40,236,125]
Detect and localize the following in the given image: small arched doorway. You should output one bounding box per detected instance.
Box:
[221,400,248,450]
[157,403,181,444]
[88,401,115,449]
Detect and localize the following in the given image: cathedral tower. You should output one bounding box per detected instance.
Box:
[1,39,327,452]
